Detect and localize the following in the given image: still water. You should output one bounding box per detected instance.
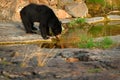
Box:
[42,21,120,48]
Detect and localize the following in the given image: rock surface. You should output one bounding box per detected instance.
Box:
[65,1,88,18]
[107,15,120,21]
[0,44,120,80]
[0,0,17,21]
[0,0,87,22]
[0,22,51,44]
[0,20,120,45]
[85,17,105,24]
[53,9,72,19]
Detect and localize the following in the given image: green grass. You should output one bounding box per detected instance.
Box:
[78,36,113,49]
[88,25,103,37]
[99,37,113,49]
[86,0,105,5]
[88,68,102,73]
[0,61,12,65]
[69,18,86,27]
[78,36,95,48]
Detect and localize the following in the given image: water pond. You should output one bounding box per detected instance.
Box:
[41,21,120,48]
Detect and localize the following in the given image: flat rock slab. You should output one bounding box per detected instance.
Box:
[107,15,120,21]
[85,17,105,24]
[0,44,120,80]
[0,22,51,45]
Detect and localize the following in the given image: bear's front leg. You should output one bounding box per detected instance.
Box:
[39,25,49,39]
[46,26,52,37]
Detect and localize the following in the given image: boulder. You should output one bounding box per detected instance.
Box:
[0,22,51,44]
[85,17,105,24]
[107,15,120,21]
[65,1,88,18]
[11,0,69,21]
[54,9,71,19]
[0,0,16,21]
[12,0,50,22]
[12,0,29,22]
[58,0,74,8]
[48,0,58,8]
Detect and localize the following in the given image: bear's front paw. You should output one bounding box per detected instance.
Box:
[43,36,49,40]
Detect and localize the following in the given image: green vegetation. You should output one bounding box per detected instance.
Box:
[88,25,103,37]
[100,37,113,49]
[69,18,86,27]
[88,68,102,73]
[86,0,106,5]
[67,21,116,49]
[86,0,107,14]
[78,36,113,49]
[78,35,95,48]
[0,61,12,65]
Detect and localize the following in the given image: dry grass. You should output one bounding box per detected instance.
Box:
[21,45,57,67]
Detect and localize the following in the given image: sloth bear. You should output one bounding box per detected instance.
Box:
[20,3,62,39]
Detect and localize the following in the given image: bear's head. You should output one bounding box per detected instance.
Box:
[51,20,62,36]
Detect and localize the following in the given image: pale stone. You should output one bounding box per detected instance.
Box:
[12,0,29,22]
[65,1,88,18]
[107,15,120,21]
[85,17,105,24]
[54,9,72,19]
[0,0,16,21]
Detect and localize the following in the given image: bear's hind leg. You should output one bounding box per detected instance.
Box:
[21,14,33,33]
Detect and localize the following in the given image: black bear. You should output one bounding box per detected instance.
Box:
[20,3,62,39]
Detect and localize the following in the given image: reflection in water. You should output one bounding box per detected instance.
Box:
[40,21,120,48]
[88,21,120,37]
